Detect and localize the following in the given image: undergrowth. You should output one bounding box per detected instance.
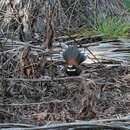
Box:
[95,16,130,39]
[125,0,130,8]
[79,16,130,39]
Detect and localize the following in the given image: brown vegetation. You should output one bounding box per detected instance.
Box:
[0,0,130,129]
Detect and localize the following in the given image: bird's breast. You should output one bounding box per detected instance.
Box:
[68,59,78,66]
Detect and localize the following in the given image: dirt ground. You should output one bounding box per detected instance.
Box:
[0,45,130,126]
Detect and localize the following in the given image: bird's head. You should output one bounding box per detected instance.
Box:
[66,64,81,76]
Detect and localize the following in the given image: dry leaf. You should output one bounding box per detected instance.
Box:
[123,74,130,81]
[34,112,48,120]
[20,47,36,78]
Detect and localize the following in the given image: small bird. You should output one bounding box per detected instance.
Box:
[63,46,86,76]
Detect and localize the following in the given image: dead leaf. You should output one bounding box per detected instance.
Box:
[20,46,37,78]
[123,74,130,81]
[33,112,48,120]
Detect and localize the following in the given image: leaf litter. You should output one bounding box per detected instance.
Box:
[0,44,130,126]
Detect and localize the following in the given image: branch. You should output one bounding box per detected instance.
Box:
[0,99,66,106]
[0,75,89,82]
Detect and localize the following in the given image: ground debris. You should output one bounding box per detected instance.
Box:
[0,45,130,126]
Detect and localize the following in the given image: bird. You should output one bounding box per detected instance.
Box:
[63,46,86,76]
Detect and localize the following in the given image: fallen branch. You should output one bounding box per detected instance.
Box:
[0,38,45,52]
[0,99,66,106]
[2,120,130,130]
[0,123,36,128]
[0,75,89,82]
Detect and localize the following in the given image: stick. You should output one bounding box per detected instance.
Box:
[0,75,89,82]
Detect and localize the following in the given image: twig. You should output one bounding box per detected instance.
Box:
[0,99,66,106]
[0,46,23,54]
[67,0,79,31]
[0,115,130,129]
[2,120,130,130]
[0,38,45,52]
[0,75,89,82]
[0,123,36,128]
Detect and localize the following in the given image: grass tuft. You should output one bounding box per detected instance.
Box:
[125,0,130,8]
[94,16,130,39]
